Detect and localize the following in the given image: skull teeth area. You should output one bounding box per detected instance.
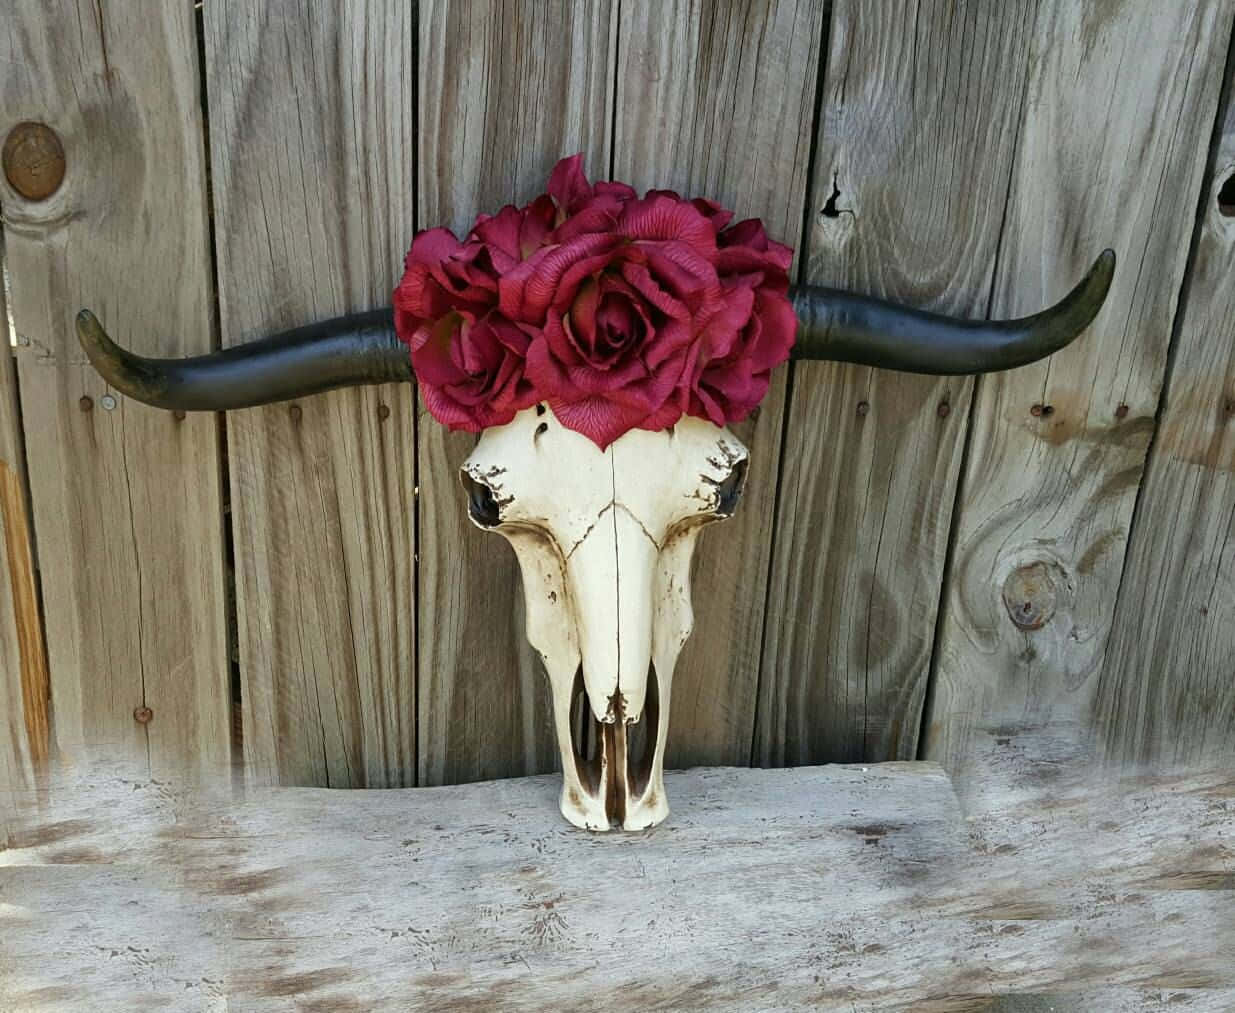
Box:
[568,663,660,829]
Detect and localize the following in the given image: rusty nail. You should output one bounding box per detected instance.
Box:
[172,409,187,422]
[1115,403,1129,420]
[3,122,66,201]
[856,400,870,417]
[1030,403,1044,417]
[78,395,93,412]
[100,394,117,411]
[289,403,303,423]
[937,401,951,418]
[377,403,391,421]
[133,706,153,725]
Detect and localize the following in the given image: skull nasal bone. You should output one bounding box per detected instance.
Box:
[565,506,657,725]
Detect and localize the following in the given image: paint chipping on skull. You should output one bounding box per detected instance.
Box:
[461,405,749,830]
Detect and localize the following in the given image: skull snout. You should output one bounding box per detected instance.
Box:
[565,505,658,726]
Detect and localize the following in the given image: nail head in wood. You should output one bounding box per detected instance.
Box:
[856,400,870,417]
[78,395,93,412]
[133,706,153,725]
[3,121,66,201]
[100,394,117,411]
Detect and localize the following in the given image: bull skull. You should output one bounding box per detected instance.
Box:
[73,244,1113,831]
[462,405,747,829]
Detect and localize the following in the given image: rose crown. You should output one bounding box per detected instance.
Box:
[392,154,798,449]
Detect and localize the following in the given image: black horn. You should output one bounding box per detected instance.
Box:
[75,308,411,411]
[789,249,1114,374]
[76,250,1113,412]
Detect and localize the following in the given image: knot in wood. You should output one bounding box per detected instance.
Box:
[1002,561,1059,631]
[3,122,66,201]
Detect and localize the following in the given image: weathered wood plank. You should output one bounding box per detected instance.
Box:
[0,1,229,778]
[612,0,825,769]
[417,0,616,785]
[925,2,1234,776]
[1095,51,1235,769]
[3,751,1232,1010]
[203,2,418,788]
[757,0,1041,766]
[0,285,47,801]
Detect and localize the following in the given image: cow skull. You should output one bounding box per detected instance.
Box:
[73,239,1113,831]
[460,405,747,830]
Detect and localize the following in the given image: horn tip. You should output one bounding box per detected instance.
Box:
[1093,248,1116,286]
[75,308,107,348]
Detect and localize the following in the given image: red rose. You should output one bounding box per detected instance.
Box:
[392,155,797,445]
[409,310,537,431]
[394,223,539,431]
[685,218,796,425]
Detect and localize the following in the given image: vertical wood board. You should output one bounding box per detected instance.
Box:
[417,0,616,785]
[612,0,825,768]
[1095,46,1235,768]
[0,1,230,778]
[925,1,1234,774]
[0,271,47,798]
[204,1,418,787]
[757,0,1041,766]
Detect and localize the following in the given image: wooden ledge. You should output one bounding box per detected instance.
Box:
[2,759,1233,1010]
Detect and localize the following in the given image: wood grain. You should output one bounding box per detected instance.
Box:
[0,1,229,778]
[924,2,1234,776]
[756,0,1041,766]
[612,0,825,768]
[0,270,48,802]
[1095,51,1235,768]
[203,1,418,787]
[5,751,1233,1010]
[417,0,616,785]
[0,337,47,797]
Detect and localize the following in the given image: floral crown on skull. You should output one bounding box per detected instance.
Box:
[394,155,797,449]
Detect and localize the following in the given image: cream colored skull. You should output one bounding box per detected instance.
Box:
[461,405,748,831]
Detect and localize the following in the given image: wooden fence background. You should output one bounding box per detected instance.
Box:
[2,0,1233,795]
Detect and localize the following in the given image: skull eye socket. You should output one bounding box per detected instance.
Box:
[461,471,502,527]
[713,458,748,517]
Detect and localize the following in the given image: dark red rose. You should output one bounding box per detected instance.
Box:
[684,218,796,425]
[393,154,797,445]
[394,224,538,431]
[408,310,538,432]
[503,194,734,448]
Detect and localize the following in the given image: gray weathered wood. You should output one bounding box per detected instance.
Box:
[3,750,1232,1011]
[613,0,825,769]
[417,0,616,785]
[0,0,230,778]
[1095,52,1235,768]
[758,0,1040,766]
[0,284,46,803]
[925,2,1235,776]
[203,1,418,787]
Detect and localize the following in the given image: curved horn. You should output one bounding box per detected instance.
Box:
[75,308,411,411]
[789,249,1115,374]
